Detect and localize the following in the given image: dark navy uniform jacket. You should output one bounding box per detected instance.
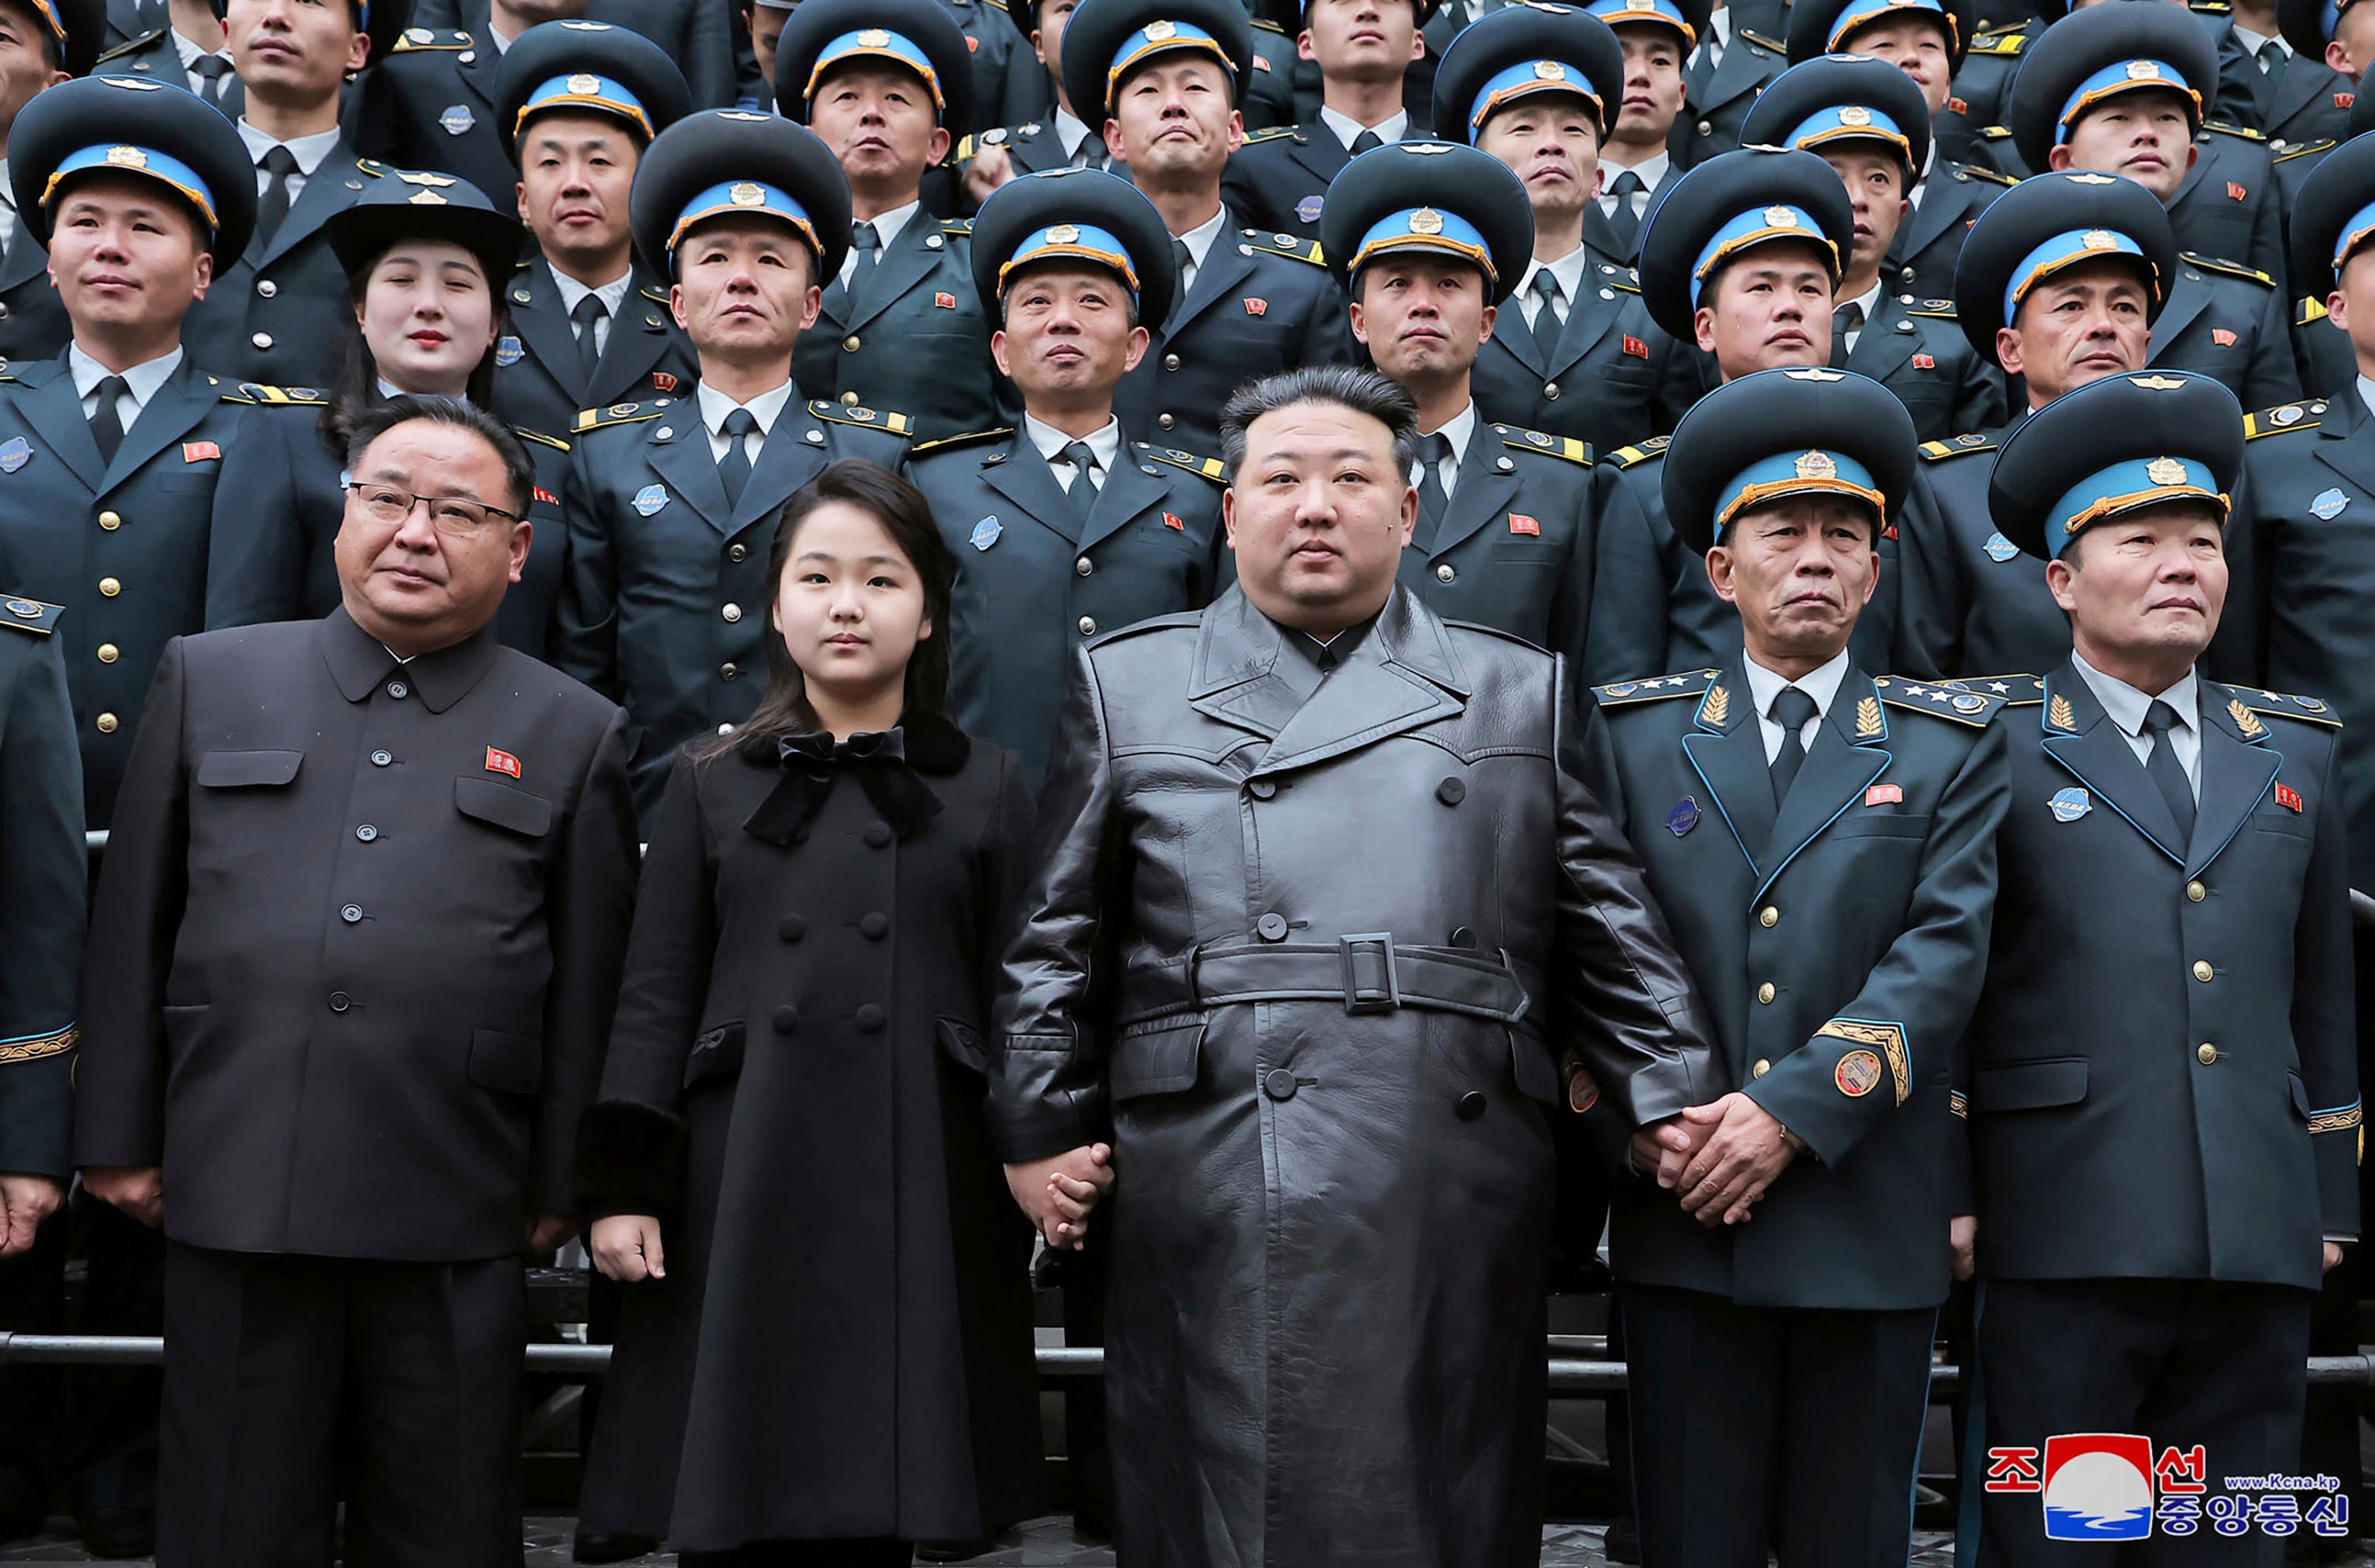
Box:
[1844,291,2007,444]
[1220,119,1433,242]
[1954,669,2357,1289]
[554,386,913,820]
[203,393,573,662]
[2150,254,2303,411]
[0,600,83,1182]
[791,216,1006,444]
[0,218,68,367]
[1881,161,2016,306]
[908,425,1227,778]
[1469,252,1699,453]
[407,0,736,110]
[490,258,698,449]
[1670,25,1787,170]
[1113,221,1355,461]
[2209,18,2352,151]
[1582,659,2009,1309]
[2169,124,2289,284]
[92,26,245,118]
[1890,425,2053,681]
[0,355,254,823]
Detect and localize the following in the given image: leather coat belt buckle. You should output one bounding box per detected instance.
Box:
[1338,932,1402,1015]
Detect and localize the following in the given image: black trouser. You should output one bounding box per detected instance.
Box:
[158,1243,525,1568]
[70,1193,162,1526]
[0,1208,66,1528]
[1966,1276,2312,1568]
[1623,1283,1936,1568]
[682,1543,910,1566]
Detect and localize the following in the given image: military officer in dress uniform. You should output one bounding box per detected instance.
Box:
[774,0,1005,442]
[557,109,912,822]
[1787,0,2019,305]
[1670,0,1786,168]
[1581,365,2008,1568]
[1894,170,2170,678]
[175,0,411,389]
[1953,368,2356,1568]
[1742,53,2007,440]
[1564,0,1696,269]
[955,0,1128,182]
[2206,0,2358,150]
[74,395,640,1568]
[0,593,84,1547]
[1219,0,1436,240]
[89,0,234,113]
[910,169,1226,778]
[1062,0,1356,458]
[2008,0,2297,313]
[484,21,696,441]
[1322,139,1604,671]
[0,74,256,824]
[1434,2,1698,448]
[1587,147,1880,683]
[0,0,104,366]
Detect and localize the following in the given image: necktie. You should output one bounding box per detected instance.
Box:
[1530,267,1564,336]
[1768,686,1819,804]
[719,408,758,508]
[254,146,298,249]
[1350,127,1384,154]
[192,54,233,103]
[2141,700,2196,838]
[1167,238,1193,329]
[569,293,608,385]
[88,374,127,465]
[847,220,880,309]
[1059,439,1098,520]
[1415,431,1452,545]
[1830,301,1862,368]
[1605,169,1644,256]
[2258,36,2285,75]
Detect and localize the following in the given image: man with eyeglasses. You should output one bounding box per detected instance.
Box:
[74,392,640,1568]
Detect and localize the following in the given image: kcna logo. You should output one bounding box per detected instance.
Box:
[1985,1435,2349,1540]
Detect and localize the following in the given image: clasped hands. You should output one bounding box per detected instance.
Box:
[1629,1093,1801,1227]
[1002,1143,1115,1251]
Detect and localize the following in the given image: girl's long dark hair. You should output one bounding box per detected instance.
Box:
[321,248,510,450]
[700,458,956,757]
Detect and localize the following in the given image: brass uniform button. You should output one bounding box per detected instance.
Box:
[96,644,117,663]
[1757,981,1776,1004]
[97,511,121,530]
[1158,413,1175,430]
[2198,1042,2218,1065]
[94,712,117,734]
[842,335,861,351]
[1163,353,1181,370]
[2186,881,2206,902]
[98,577,120,597]
[1751,1058,1770,1078]
[839,389,860,405]
[1758,906,1778,928]
[2192,960,2214,982]
[1435,563,1456,583]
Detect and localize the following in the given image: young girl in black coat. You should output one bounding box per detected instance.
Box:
[575,460,1047,1565]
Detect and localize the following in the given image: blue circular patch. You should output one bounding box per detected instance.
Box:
[495,335,524,366]
[2049,786,2091,823]
[1666,795,1700,837]
[1296,194,1324,224]
[633,483,668,517]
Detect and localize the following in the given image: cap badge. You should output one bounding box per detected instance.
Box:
[1763,204,1797,227]
[104,146,146,170]
[858,28,892,45]
[1796,450,1837,479]
[1409,207,1444,235]
[1534,59,1566,79]
[1045,222,1081,242]
[2145,456,2187,485]
[2080,228,2116,249]
[729,181,766,207]
[1144,18,1177,39]
[567,73,601,94]
[2125,59,2159,79]
[2128,374,2186,389]
[1838,104,1872,126]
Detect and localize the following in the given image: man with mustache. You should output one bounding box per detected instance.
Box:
[1220,0,1434,241]
[1742,51,2006,441]
[1432,1,1697,450]
[1581,363,2007,1568]
[483,21,696,443]
[1950,367,2355,1568]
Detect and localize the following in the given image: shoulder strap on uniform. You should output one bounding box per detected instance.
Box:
[2210,681,2343,727]
[1242,229,1327,266]
[1738,28,1784,51]
[940,218,973,235]
[1944,674,2043,705]
[1138,441,1226,480]
[1603,435,1668,470]
[1592,669,1718,705]
[1907,297,1957,318]
[93,27,165,63]
[512,426,570,454]
[239,382,328,405]
[1961,161,2019,186]
[808,399,914,435]
[2244,399,2326,437]
[1242,125,1302,145]
[1965,30,2027,53]
[2204,118,2267,142]
[1494,424,1590,465]
[2297,295,2329,326]
[1870,675,2006,726]
[390,27,473,50]
[2182,251,2275,287]
[911,426,1014,456]
[1919,430,2004,461]
[1251,16,1287,33]
[573,400,670,433]
[2277,138,2338,163]
[0,595,62,636]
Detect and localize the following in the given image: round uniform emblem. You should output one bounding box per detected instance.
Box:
[2145,456,2188,485]
[4,598,41,619]
[1838,104,1872,126]
[104,146,147,169]
[1795,450,1837,480]
[1529,430,1552,446]
[981,127,1007,146]
[1764,205,1797,227]
[1296,194,1324,223]
[1567,1065,1600,1114]
[2272,404,2304,426]
[2297,695,2328,710]
[495,335,523,366]
[2050,786,2092,822]
[1534,59,1566,80]
[608,403,637,416]
[1951,692,1987,712]
[2125,59,2159,79]
[567,73,601,94]
[1834,1049,1884,1099]
[1409,207,1445,235]
[633,484,668,516]
[1045,222,1081,243]
[858,28,892,45]
[2081,228,2116,250]
[1144,18,1177,40]
[729,181,766,207]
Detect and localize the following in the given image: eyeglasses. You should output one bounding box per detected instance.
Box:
[343,481,524,537]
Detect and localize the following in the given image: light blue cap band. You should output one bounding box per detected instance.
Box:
[519,72,655,138]
[2057,59,2200,142]
[1583,0,1696,47]
[1352,204,1498,280]
[1826,0,1953,51]
[2044,454,2226,556]
[1714,448,1883,531]
[668,179,818,254]
[1107,20,1234,102]
[43,143,217,231]
[1689,203,1836,306]
[999,221,1141,298]
[1783,103,1912,163]
[1469,58,1603,134]
[808,28,946,115]
[2335,199,2375,271]
[2003,226,2151,322]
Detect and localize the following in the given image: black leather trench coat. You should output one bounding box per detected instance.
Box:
[990,585,1717,1567]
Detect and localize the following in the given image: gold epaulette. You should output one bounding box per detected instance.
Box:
[390,26,472,50]
[911,426,1013,456]
[1920,430,2004,461]
[1944,674,2043,705]
[93,28,162,64]
[1960,161,2019,186]
[512,427,570,454]
[1604,435,1668,469]
[2204,119,2267,142]
[940,218,972,235]
[1242,228,1325,265]
[1907,297,1957,318]
[1141,442,1226,480]
[2212,681,2342,727]
[2277,138,2336,163]
[1966,30,2027,53]
[2244,399,2325,438]
[239,382,327,405]
[0,596,63,636]
[573,398,675,433]
[1594,669,1718,705]
[2299,296,2330,326]
[1496,424,1590,465]
[1870,675,2005,725]
[2182,251,2274,287]
[808,400,913,435]
[1252,16,1287,33]
[1739,28,1784,51]
[1241,125,1302,144]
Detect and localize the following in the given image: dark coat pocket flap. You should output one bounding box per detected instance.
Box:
[1110,1018,1206,1102]
[1976,1057,2088,1112]
[1827,812,1933,840]
[469,1028,544,1095]
[937,1017,990,1076]
[196,749,302,788]
[683,1021,747,1090]
[455,776,554,837]
[1510,1027,1561,1104]
[2290,1072,2312,1120]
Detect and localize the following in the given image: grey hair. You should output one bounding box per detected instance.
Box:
[1219,366,1419,480]
[344,394,535,519]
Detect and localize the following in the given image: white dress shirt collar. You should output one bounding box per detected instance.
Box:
[235,118,342,178]
[1177,202,1231,271]
[70,343,183,414]
[1028,414,1122,476]
[1318,104,1408,153]
[1742,646,1852,761]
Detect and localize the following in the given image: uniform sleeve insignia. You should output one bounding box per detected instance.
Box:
[1856,696,1883,739]
[0,1024,74,1061]
[1816,1019,1910,1106]
[1949,1088,1970,1120]
[2309,1099,2362,1135]
[0,595,61,634]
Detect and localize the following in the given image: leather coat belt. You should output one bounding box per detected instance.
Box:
[1116,936,1535,1027]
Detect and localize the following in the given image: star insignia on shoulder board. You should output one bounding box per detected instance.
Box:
[1989,681,2009,692]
